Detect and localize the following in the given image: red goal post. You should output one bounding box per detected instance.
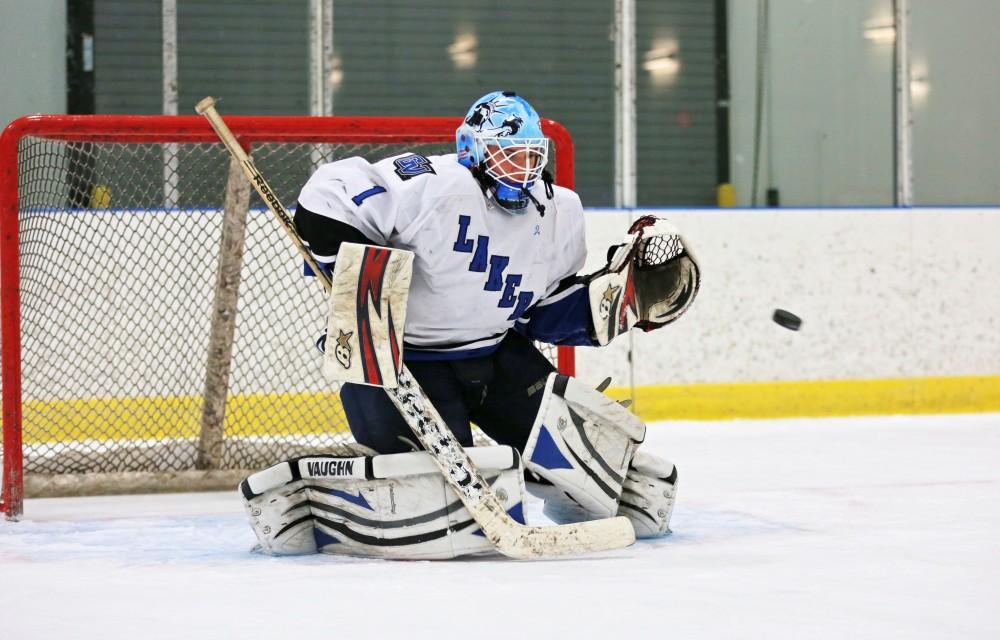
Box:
[0,113,576,519]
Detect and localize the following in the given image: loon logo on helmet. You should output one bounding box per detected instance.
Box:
[464,95,521,135]
[466,101,496,130]
[455,91,550,215]
[499,116,522,137]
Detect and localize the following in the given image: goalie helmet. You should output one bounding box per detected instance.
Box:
[456,91,549,214]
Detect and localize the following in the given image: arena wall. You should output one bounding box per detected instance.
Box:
[578,208,1000,419]
[16,207,1000,448]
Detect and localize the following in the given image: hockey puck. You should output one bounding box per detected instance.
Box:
[772,309,802,331]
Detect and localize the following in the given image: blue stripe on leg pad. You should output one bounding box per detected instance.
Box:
[529,425,574,471]
[314,528,340,547]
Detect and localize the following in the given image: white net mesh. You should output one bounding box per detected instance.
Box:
[7,132,563,495]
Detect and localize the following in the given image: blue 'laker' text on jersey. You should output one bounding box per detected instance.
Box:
[294,152,595,360]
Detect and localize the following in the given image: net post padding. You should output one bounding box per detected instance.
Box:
[25,470,252,498]
[23,441,377,498]
[197,155,252,470]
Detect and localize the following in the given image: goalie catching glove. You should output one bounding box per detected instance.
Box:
[588,215,701,346]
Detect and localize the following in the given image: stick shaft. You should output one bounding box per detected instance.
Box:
[196,97,331,291]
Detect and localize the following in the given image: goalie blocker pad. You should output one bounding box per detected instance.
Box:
[322,242,414,389]
[522,373,646,519]
[588,216,701,346]
[240,446,526,560]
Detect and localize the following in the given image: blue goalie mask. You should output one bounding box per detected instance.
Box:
[456,91,549,214]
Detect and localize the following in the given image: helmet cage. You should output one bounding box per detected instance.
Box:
[456,91,550,214]
[479,137,549,192]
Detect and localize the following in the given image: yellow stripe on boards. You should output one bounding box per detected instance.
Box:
[18,375,1000,445]
[603,375,1000,421]
[21,392,349,444]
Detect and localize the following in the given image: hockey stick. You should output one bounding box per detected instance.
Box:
[195,97,635,558]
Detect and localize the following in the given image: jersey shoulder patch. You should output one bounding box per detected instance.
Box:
[392,153,436,181]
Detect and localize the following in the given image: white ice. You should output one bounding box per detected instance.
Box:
[3,413,999,640]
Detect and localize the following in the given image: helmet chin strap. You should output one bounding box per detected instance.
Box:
[515,169,555,216]
[519,186,545,217]
[470,163,553,217]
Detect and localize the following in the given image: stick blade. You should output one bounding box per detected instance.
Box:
[473,503,636,559]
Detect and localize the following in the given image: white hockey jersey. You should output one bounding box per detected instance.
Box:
[295,152,588,357]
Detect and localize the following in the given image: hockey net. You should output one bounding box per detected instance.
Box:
[0,114,575,518]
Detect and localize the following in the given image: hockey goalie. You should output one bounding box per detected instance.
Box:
[239,90,700,559]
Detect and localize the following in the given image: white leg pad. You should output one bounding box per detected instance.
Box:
[243,476,317,555]
[240,446,526,560]
[522,374,646,519]
[617,451,678,538]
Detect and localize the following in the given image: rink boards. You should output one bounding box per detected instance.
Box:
[577,206,1000,418]
[13,205,1000,446]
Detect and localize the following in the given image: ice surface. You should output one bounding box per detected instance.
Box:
[3,413,999,639]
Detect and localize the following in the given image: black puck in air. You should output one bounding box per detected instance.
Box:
[772,309,802,331]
